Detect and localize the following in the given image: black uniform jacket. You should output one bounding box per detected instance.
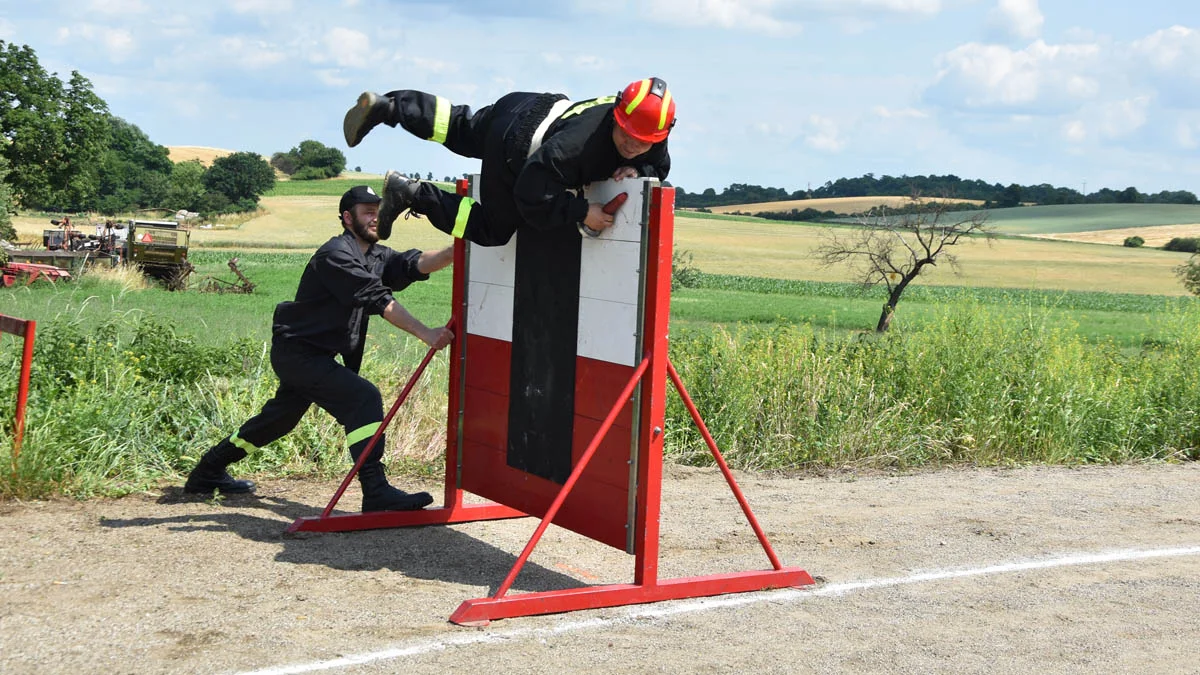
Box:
[513,97,671,232]
[272,231,428,372]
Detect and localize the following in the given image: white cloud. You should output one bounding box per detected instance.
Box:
[0,18,14,40]
[323,27,370,68]
[874,106,928,119]
[989,0,1043,40]
[86,0,147,15]
[1095,96,1150,138]
[313,69,350,87]
[218,37,285,69]
[573,55,607,70]
[804,114,844,152]
[54,24,138,62]
[1178,122,1197,150]
[643,0,802,35]
[1132,25,1198,71]
[1062,119,1087,143]
[929,40,1102,110]
[229,0,294,14]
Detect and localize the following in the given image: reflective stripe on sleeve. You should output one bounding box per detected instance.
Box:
[561,96,616,119]
[451,197,475,239]
[346,422,382,447]
[229,430,258,454]
[430,96,451,144]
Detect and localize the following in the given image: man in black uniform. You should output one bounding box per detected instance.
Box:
[341,77,675,243]
[183,186,454,512]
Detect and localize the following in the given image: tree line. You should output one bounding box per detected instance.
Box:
[0,40,346,223]
[677,174,1199,210]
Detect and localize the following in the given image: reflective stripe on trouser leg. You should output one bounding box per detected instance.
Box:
[451,197,475,239]
[430,96,450,144]
[346,422,381,448]
[229,430,259,454]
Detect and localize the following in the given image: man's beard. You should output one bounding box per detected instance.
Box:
[350,214,379,243]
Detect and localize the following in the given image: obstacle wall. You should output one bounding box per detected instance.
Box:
[457,177,655,552]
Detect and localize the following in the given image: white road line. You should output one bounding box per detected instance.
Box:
[238,545,1200,675]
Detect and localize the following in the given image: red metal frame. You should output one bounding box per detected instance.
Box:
[1,314,36,473]
[287,180,814,622]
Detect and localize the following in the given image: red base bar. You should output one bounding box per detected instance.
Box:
[286,503,527,534]
[449,568,816,626]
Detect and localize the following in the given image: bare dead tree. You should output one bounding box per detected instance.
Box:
[815,197,994,332]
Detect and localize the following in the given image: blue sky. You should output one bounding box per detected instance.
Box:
[1,0,1197,195]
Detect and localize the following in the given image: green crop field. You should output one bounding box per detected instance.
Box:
[971,203,1200,235]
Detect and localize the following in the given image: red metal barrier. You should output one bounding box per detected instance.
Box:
[0,314,36,473]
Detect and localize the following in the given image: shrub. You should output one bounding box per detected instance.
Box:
[1178,254,1200,296]
[672,249,702,289]
[1123,236,1145,248]
[1163,237,1200,253]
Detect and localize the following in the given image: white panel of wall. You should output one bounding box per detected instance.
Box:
[577,297,639,367]
[582,179,650,244]
[463,176,653,366]
[467,236,517,287]
[466,280,514,342]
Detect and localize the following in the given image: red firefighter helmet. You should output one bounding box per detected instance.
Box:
[613,77,675,144]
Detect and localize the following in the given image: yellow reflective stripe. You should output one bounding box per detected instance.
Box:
[561,96,616,119]
[624,79,651,115]
[658,90,672,130]
[451,197,475,239]
[430,96,451,144]
[346,422,381,447]
[229,430,257,453]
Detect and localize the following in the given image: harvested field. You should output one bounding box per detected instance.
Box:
[1030,223,1200,247]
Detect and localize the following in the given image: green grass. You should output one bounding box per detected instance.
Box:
[4,251,1197,498]
[265,177,455,198]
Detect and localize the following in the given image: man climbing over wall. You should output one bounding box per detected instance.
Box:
[342,77,675,243]
[183,186,453,511]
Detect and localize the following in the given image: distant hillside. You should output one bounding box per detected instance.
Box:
[166,146,235,167]
[707,196,984,216]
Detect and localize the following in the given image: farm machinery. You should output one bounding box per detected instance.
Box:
[7,218,194,290]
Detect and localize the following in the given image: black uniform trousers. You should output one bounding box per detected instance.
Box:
[228,338,386,464]
[386,90,553,247]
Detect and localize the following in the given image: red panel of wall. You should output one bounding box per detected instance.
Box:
[460,334,636,551]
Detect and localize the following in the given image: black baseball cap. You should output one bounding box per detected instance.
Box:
[339,185,382,215]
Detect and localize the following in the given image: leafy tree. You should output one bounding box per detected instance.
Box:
[165,160,207,212]
[0,43,109,210]
[270,139,345,180]
[1116,186,1143,204]
[1123,236,1145,248]
[1177,255,1200,296]
[816,197,993,332]
[1163,238,1200,254]
[269,151,299,175]
[0,154,15,242]
[95,117,173,214]
[203,152,275,209]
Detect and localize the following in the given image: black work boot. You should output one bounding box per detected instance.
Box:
[377,170,420,240]
[343,91,396,148]
[358,462,433,512]
[184,440,255,494]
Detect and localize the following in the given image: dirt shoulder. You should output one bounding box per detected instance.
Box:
[2,463,1199,674]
